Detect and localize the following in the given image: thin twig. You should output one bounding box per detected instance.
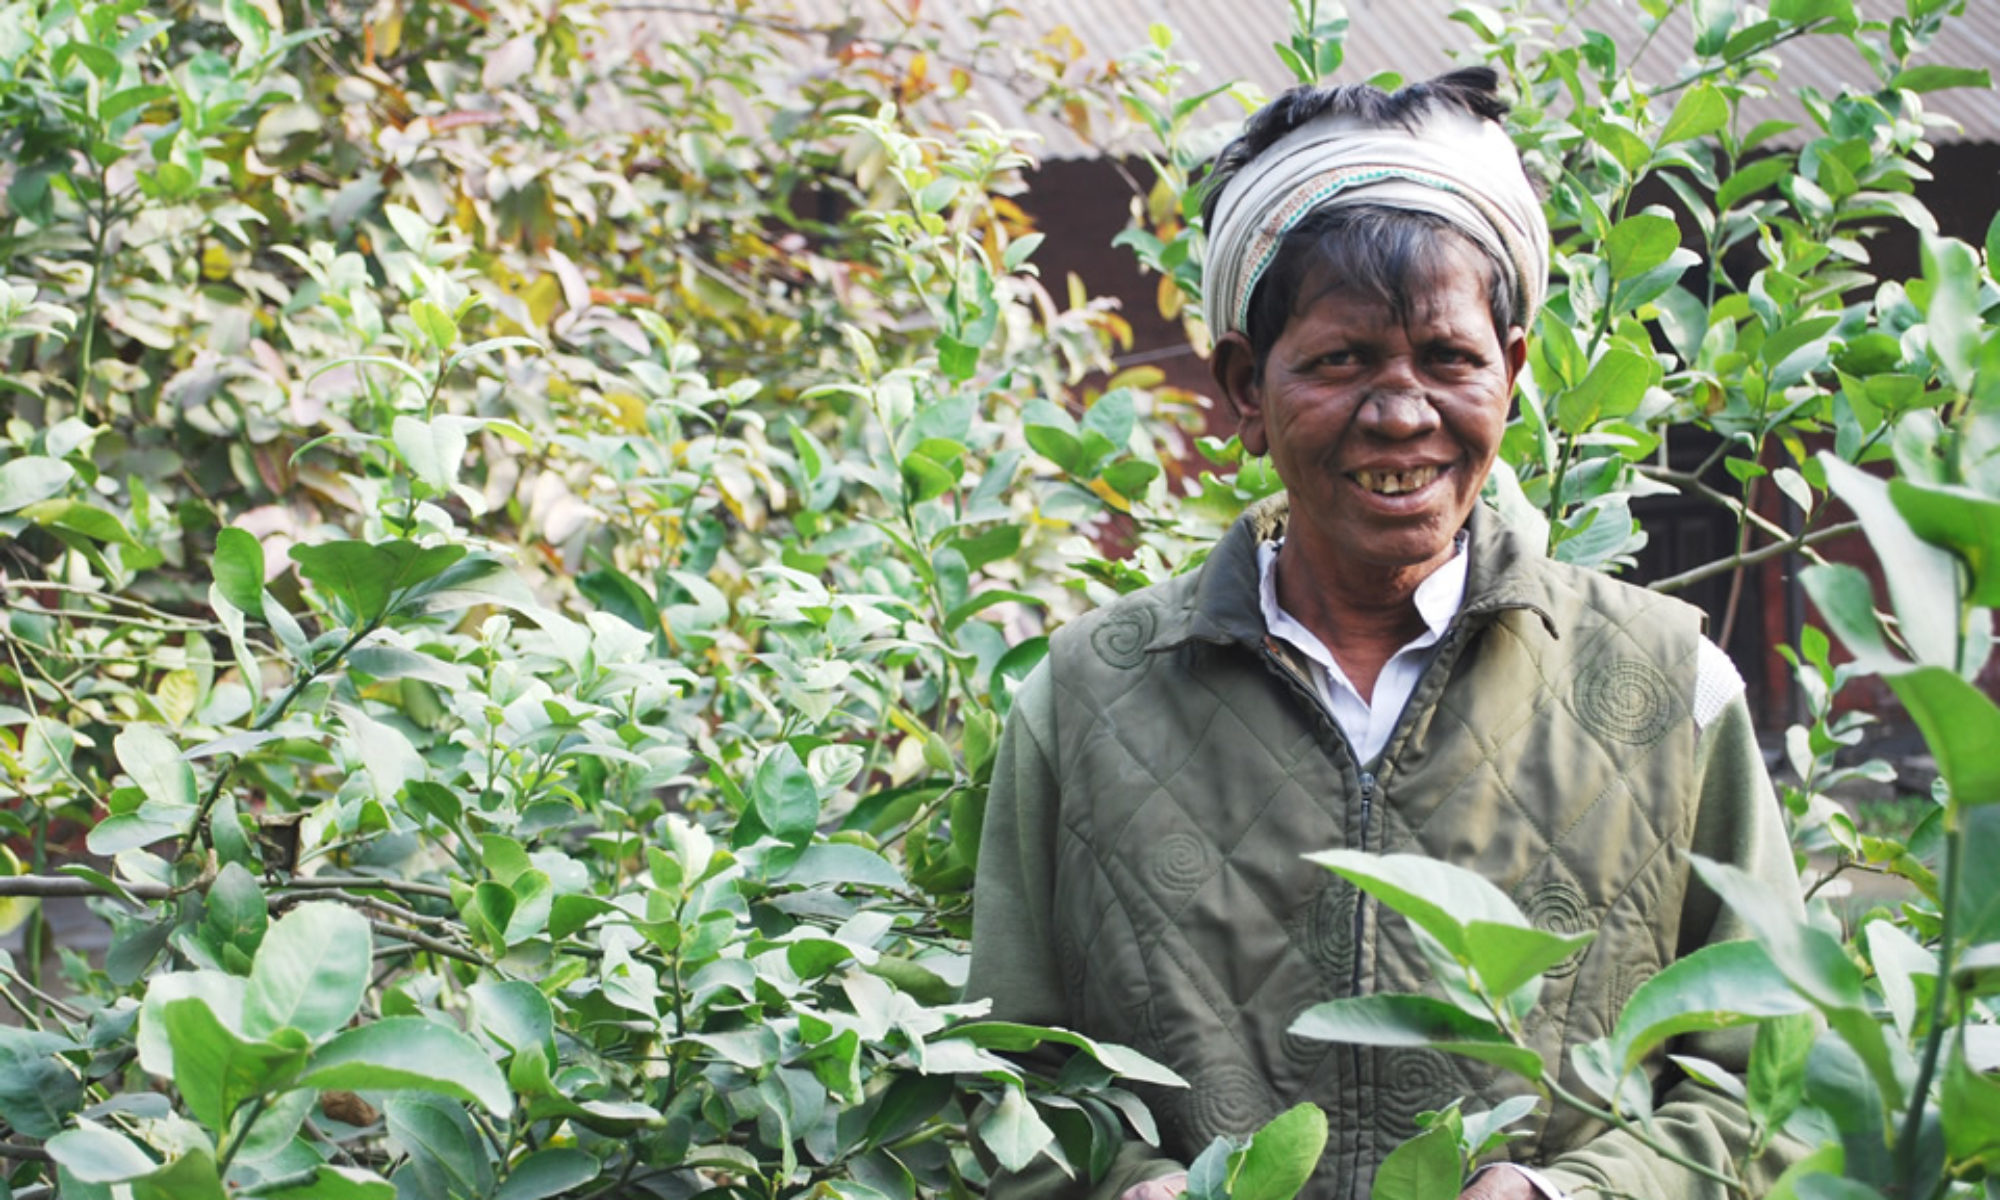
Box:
[368,920,487,966]
[0,875,170,899]
[0,1141,52,1162]
[324,888,452,927]
[280,874,455,900]
[0,963,87,1023]
[0,638,105,810]
[0,578,210,627]
[1647,521,1861,593]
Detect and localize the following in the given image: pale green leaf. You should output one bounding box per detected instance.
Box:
[243,902,371,1041]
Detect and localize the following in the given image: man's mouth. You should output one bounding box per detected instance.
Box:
[1351,465,1442,496]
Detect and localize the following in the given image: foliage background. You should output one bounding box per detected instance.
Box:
[0,0,1995,1198]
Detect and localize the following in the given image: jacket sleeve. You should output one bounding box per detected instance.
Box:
[1536,690,1809,1200]
[965,665,1186,1200]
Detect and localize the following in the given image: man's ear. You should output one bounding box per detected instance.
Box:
[1504,324,1527,389]
[1211,331,1268,456]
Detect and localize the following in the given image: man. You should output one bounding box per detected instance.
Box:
[966,68,1802,1200]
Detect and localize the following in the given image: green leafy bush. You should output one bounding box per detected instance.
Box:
[0,0,1992,1197]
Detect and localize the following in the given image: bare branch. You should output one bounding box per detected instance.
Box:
[1648,521,1862,593]
[369,921,487,966]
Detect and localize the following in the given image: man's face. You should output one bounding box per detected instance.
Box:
[1220,241,1525,583]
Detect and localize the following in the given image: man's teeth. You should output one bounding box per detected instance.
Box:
[1353,466,1441,495]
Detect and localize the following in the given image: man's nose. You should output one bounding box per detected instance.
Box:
[1359,377,1438,438]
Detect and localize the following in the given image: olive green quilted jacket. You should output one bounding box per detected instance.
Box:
[966,499,1804,1200]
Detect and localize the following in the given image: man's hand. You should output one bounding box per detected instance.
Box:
[1459,1165,1542,1200]
[1118,1171,1189,1200]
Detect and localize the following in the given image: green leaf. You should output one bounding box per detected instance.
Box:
[1289,994,1542,1079]
[19,498,138,546]
[244,1164,396,1199]
[469,980,555,1060]
[47,1121,158,1183]
[1304,850,1527,964]
[1818,454,1960,668]
[1891,65,1991,93]
[1462,920,1595,998]
[201,862,267,965]
[290,539,470,622]
[1369,1123,1461,1200]
[1556,347,1652,433]
[1004,233,1045,272]
[938,336,978,382]
[948,1022,1183,1087]
[1689,857,1862,1011]
[243,901,371,1041]
[1716,155,1798,212]
[1771,0,1853,24]
[1764,1143,1846,1200]
[130,1147,225,1200]
[1605,212,1681,280]
[0,456,74,513]
[979,1087,1055,1173]
[1944,1048,2000,1170]
[1922,235,1981,392]
[901,452,957,502]
[299,1018,512,1115]
[409,298,458,352]
[495,1149,601,1200]
[391,414,471,495]
[753,744,820,850]
[161,996,308,1132]
[1609,939,1810,1072]
[1746,1013,1816,1134]
[1885,667,2000,808]
[214,528,266,619]
[1798,564,1900,671]
[1658,84,1728,146]
[1232,1102,1329,1200]
[385,1093,493,1200]
[0,1026,82,1139]
[116,726,195,810]
[1891,478,2000,607]
[1024,423,1084,474]
[775,843,906,890]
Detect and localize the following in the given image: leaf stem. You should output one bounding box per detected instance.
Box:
[1542,1076,1747,1194]
[1898,822,1962,1184]
[217,1093,273,1176]
[177,613,384,860]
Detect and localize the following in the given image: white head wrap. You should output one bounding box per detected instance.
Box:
[1201,104,1550,339]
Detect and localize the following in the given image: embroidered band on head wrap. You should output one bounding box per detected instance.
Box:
[1201,105,1550,339]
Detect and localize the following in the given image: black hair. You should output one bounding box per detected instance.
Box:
[1200,67,1529,366]
[1241,205,1517,373]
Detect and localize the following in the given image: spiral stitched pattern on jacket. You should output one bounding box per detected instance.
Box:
[1377,1048,1461,1139]
[1187,1063,1278,1142]
[1089,607,1157,669]
[1286,877,1359,985]
[1574,658,1675,746]
[1523,877,1593,979]
[1147,832,1215,896]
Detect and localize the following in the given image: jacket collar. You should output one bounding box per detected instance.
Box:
[1148,494,1559,653]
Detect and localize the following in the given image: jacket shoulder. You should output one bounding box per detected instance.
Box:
[1049,571,1203,677]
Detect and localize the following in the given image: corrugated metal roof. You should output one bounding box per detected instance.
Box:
[602,1,2000,158]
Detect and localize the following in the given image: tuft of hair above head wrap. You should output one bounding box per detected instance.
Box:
[1201,98,1550,340]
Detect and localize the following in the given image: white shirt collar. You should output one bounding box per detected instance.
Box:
[1256,533,1470,646]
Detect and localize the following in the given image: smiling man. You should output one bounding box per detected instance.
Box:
[966,68,1804,1200]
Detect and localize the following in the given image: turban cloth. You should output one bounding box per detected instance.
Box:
[1201,105,1551,338]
